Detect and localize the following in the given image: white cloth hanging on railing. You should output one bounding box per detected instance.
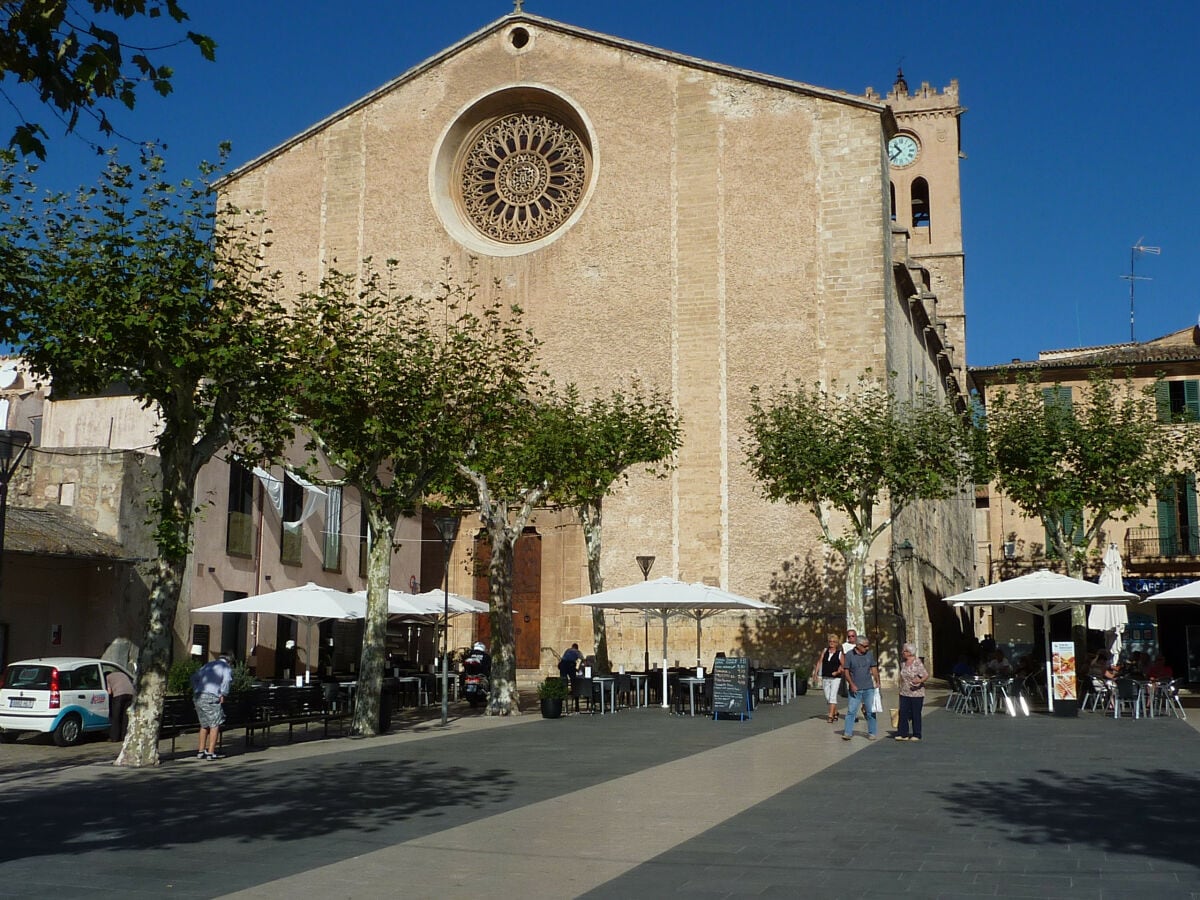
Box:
[252,466,327,527]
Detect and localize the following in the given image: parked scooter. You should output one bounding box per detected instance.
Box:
[462,642,491,708]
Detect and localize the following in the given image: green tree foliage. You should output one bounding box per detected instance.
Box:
[979,370,1181,649]
[0,1,215,158]
[981,371,1180,571]
[0,147,293,766]
[549,383,681,671]
[455,390,574,716]
[744,375,971,633]
[281,261,543,730]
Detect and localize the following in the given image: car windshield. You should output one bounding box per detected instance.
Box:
[3,665,53,690]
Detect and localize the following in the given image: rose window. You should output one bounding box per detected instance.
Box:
[459,112,588,244]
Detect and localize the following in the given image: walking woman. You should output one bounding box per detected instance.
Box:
[895,643,928,741]
[813,634,845,723]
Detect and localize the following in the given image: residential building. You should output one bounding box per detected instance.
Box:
[972,325,1200,679]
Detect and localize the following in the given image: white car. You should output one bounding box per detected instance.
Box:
[0,657,133,746]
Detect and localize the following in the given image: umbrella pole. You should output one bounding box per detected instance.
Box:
[305,620,313,684]
[661,614,669,709]
[1043,608,1053,712]
[696,616,702,667]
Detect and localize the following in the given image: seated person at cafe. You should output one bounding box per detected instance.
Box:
[1014,654,1038,678]
[984,649,1012,677]
[1145,654,1173,680]
[951,655,975,677]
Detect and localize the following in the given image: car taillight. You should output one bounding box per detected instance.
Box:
[0,672,5,690]
[49,668,60,709]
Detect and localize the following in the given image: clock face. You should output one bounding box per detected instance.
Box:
[888,134,919,167]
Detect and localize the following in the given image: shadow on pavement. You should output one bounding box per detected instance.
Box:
[0,756,514,864]
[936,765,1200,869]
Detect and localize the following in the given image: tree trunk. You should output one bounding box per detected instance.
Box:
[579,501,610,672]
[351,509,394,736]
[115,444,194,768]
[486,525,520,716]
[842,539,870,635]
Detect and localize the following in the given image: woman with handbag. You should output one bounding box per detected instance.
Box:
[813,634,845,723]
[895,643,928,741]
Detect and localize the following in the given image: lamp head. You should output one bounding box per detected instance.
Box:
[635,555,655,579]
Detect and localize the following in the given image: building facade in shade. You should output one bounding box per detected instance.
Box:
[205,12,974,675]
[972,326,1200,680]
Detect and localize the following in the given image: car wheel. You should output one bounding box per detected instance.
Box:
[52,714,83,747]
[0,731,17,744]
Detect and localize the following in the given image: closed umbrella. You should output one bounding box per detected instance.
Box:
[1089,543,1128,661]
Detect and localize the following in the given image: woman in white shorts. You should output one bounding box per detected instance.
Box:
[813,633,845,723]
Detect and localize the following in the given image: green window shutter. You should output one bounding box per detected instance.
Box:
[1156,381,1171,423]
[1158,478,1179,556]
[1186,380,1200,423]
[1186,473,1199,555]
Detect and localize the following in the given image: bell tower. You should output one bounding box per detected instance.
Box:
[866,70,967,378]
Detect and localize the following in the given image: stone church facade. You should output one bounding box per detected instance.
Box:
[212,12,974,675]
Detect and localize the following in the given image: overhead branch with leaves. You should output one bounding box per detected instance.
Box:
[744,375,972,632]
[0,1,215,158]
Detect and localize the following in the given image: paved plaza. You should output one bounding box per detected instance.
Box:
[1,691,1198,899]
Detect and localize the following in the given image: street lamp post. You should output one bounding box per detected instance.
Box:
[434,514,461,726]
[636,555,655,672]
[0,430,32,671]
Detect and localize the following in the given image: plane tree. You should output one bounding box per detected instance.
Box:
[550,383,681,672]
[280,262,543,732]
[744,375,972,634]
[978,370,1183,651]
[0,147,293,767]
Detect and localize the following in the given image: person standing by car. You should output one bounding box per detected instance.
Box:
[190,654,233,760]
[105,666,134,742]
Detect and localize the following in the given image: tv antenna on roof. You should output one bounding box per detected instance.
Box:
[1120,238,1160,343]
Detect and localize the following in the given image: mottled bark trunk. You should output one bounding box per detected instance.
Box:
[116,443,195,768]
[579,501,610,673]
[486,524,520,716]
[351,509,394,736]
[843,540,869,636]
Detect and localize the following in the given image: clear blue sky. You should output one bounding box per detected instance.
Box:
[10,0,1197,368]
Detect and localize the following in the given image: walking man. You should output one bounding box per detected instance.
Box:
[191,653,233,760]
[842,635,880,741]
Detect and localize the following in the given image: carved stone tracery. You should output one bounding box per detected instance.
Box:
[459,112,588,244]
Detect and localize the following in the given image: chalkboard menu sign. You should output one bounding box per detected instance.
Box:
[712,657,750,720]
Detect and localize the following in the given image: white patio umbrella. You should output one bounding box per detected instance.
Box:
[193,582,363,680]
[1145,579,1200,603]
[943,570,1136,709]
[347,588,487,617]
[1088,543,1128,661]
[562,577,779,708]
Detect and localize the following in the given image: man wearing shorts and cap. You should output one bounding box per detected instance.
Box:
[191,653,233,760]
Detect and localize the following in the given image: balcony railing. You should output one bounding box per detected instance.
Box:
[1126,526,1200,560]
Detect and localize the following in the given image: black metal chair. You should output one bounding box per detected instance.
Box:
[571,675,596,713]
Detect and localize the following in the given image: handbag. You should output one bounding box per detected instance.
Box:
[871,688,883,714]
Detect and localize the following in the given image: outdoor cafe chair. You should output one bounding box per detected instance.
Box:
[1112,677,1143,718]
[613,673,632,709]
[571,675,597,713]
[945,677,966,712]
[1082,677,1111,712]
[1151,679,1187,719]
[957,677,989,714]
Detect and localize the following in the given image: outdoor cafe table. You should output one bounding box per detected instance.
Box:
[678,676,706,716]
[592,676,616,714]
[629,673,650,708]
[774,669,797,704]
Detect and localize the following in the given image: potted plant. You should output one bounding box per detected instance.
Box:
[537,676,568,719]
